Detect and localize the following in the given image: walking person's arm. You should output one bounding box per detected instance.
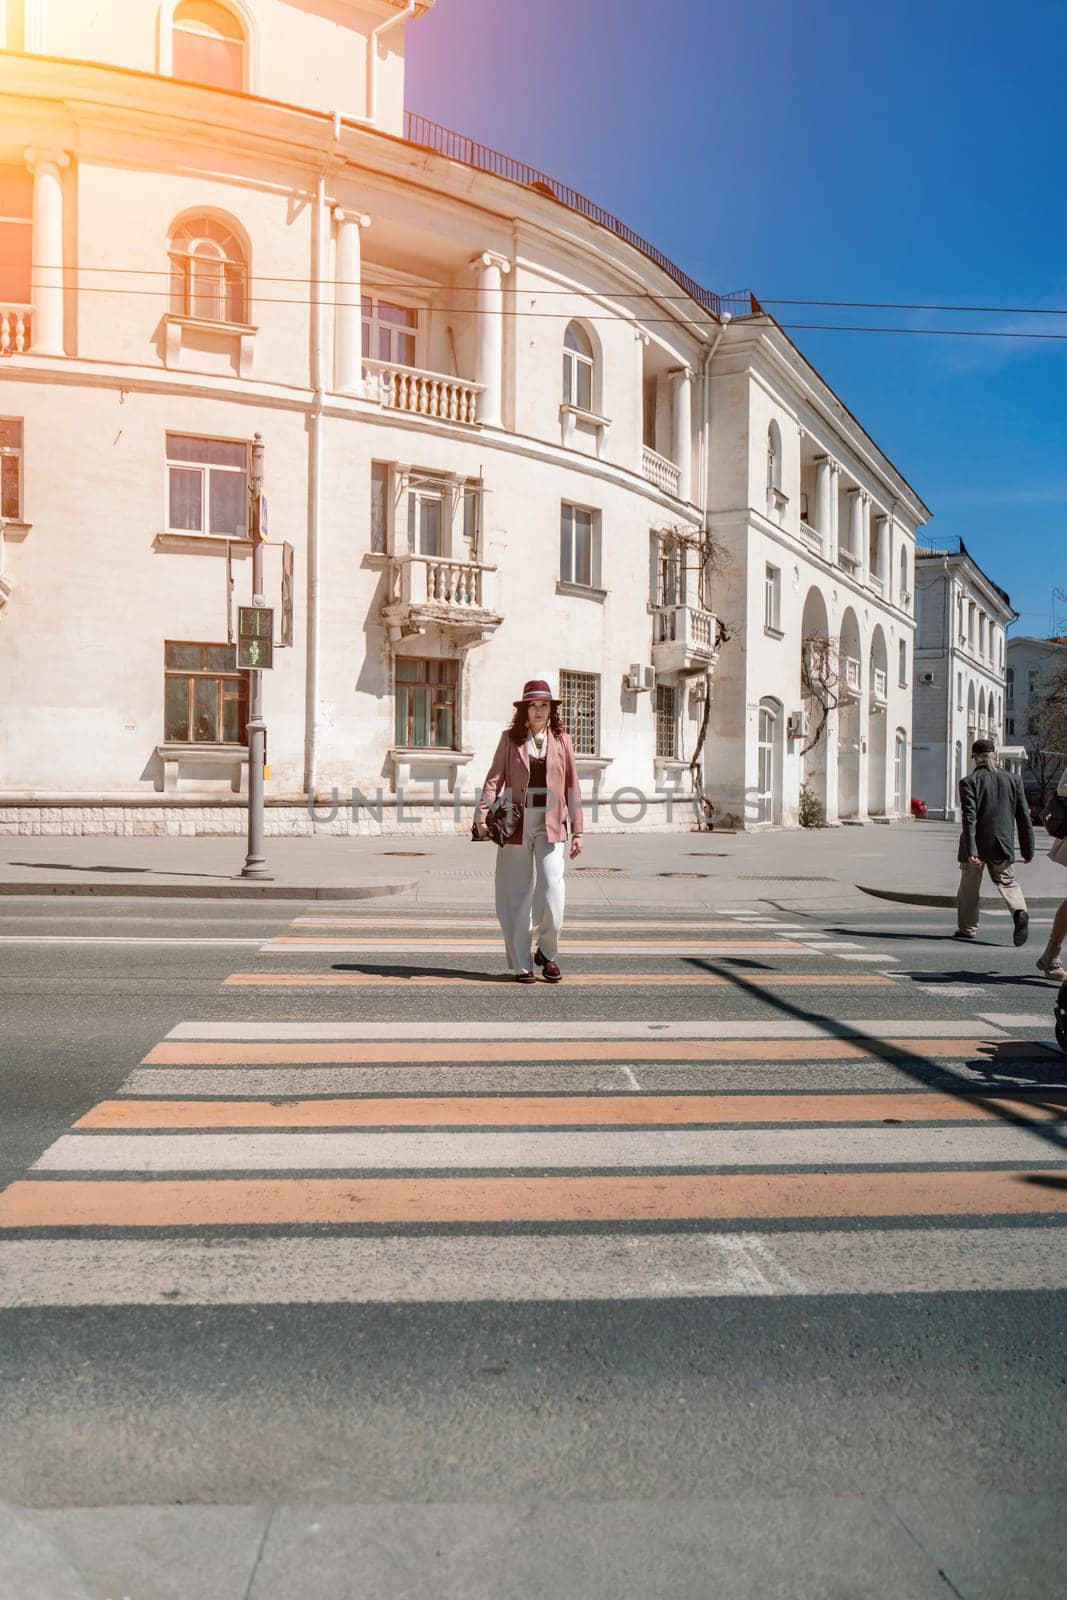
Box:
[475,733,509,839]
[959,775,980,865]
[1014,775,1036,862]
[563,735,584,859]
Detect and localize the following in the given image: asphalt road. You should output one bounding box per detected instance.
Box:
[1,893,1065,1599]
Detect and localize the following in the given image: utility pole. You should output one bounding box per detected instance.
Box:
[240,433,273,880]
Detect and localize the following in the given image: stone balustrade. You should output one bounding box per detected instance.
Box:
[401,554,492,611]
[872,667,888,703]
[363,359,483,425]
[642,445,681,498]
[0,306,32,356]
[843,654,862,694]
[651,603,718,673]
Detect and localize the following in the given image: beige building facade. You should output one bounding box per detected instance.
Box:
[0,0,929,836]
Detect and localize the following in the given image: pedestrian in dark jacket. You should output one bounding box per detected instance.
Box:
[955,738,1034,943]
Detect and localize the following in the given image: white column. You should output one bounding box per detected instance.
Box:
[860,493,871,585]
[814,456,831,556]
[671,366,693,502]
[875,515,889,591]
[471,250,510,428]
[635,327,649,465]
[24,147,69,358]
[828,462,840,564]
[847,488,863,568]
[333,207,370,393]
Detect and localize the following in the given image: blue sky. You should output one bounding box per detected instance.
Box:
[406,0,1067,635]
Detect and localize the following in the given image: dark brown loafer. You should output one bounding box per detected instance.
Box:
[535,949,562,983]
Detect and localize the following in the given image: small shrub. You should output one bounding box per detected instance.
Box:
[799,781,825,829]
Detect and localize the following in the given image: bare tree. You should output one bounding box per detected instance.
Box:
[800,634,843,756]
[1025,661,1067,805]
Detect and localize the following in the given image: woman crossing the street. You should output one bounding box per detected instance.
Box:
[474,677,584,983]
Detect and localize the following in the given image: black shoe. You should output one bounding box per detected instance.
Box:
[953,929,976,940]
[1013,909,1030,947]
[535,948,562,982]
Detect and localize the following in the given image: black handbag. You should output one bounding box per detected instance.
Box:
[1043,794,1067,840]
[471,794,518,846]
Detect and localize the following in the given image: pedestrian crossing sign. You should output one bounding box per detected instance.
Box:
[237,604,274,669]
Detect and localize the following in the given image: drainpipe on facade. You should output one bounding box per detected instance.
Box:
[348,0,417,126]
[688,315,729,822]
[304,168,328,802]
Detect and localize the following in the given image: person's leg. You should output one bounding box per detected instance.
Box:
[494,837,536,973]
[532,827,567,961]
[956,860,983,935]
[985,857,1029,944]
[1038,898,1067,978]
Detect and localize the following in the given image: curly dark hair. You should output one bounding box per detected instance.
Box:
[507,703,564,744]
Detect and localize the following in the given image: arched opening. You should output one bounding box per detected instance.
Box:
[754,697,783,825]
[168,213,248,324]
[170,1,248,92]
[562,321,595,413]
[894,728,909,816]
[837,606,862,818]
[800,586,831,814]
[868,624,888,815]
[766,419,782,492]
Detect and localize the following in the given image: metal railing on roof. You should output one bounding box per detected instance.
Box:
[403,111,755,324]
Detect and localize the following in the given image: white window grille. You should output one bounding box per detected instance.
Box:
[172,1,247,91]
[764,563,781,630]
[560,668,599,755]
[361,296,418,367]
[0,419,23,521]
[655,683,677,759]
[166,433,247,536]
[168,216,247,324]
[562,322,595,412]
[560,503,597,587]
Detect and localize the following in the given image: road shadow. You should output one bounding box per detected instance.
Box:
[331,963,518,983]
[7,861,236,882]
[900,968,1057,990]
[684,956,1067,1147]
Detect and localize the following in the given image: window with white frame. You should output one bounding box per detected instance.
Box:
[560,668,599,755]
[0,167,32,309]
[168,215,247,324]
[0,419,23,521]
[899,546,909,605]
[562,322,595,412]
[560,502,599,588]
[171,1,247,91]
[764,563,781,631]
[461,479,481,557]
[361,296,418,367]
[407,477,446,558]
[655,682,677,759]
[166,433,247,536]
[898,637,908,687]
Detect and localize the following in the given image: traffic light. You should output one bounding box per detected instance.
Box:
[237,605,274,670]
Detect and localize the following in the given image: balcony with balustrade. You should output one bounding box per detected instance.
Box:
[381,553,503,645]
[840,654,862,700]
[363,360,484,426]
[651,603,719,675]
[642,445,681,498]
[0,306,32,356]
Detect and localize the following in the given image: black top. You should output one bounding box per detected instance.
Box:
[526,752,548,808]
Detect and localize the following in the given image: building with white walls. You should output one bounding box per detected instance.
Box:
[1005,635,1067,797]
[0,0,929,836]
[911,538,1015,819]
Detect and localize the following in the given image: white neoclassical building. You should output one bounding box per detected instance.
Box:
[911,537,1016,819]
[0,0,929,836]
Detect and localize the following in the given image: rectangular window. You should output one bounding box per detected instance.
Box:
[1006,716,1015,737]
[957,672,963,712]
[166,434,247,536]
[0,418,23,520]
[764,563,781,631]
[560,503,597,587]
[0,166,32,306]
[462,479,481,557]
[394,657,458,749]
[898,637,908,687]
[370,461,389,554]
[560,668,599,755]
[407,481,445,557]
[655,683,677,759]
[163,641,248,744]
[361,296,418,367]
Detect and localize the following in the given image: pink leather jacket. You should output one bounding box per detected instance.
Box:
[476,728,585,845]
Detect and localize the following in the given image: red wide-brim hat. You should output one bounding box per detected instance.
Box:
[513,677,561,707]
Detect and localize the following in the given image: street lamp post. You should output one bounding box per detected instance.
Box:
[241,433,273,880]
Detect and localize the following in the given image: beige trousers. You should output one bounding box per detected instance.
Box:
[957,857,1027,934]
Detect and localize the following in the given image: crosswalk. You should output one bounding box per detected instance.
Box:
[1,906,1065,1307]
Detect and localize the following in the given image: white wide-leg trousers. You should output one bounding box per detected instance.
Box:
[494,818,567,973]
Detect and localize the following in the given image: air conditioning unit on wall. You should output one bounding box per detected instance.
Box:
[624,663,655,693]
[919,671,935,685]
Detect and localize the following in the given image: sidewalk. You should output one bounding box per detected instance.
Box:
[2,821,1065,912]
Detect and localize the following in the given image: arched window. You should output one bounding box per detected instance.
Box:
[767,420,782,492]
[168,215,247,324]
[562,322,595,412]
[172,1,247,91]
[755,698,781,825]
